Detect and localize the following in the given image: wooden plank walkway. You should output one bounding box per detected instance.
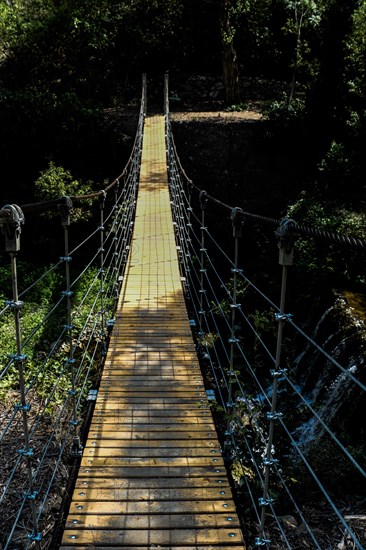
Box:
[60,116,245,548]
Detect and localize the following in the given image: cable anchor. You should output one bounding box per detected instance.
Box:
[199,190,208,211]
[27,532,42,542]
[8,353,27,362]
[18,448,34,457]
[276,217,296,266]
[24,490,39,501]
[0,204,24,252]
[231,207,244,237]
[266,412,283,421]
[5,299,24,309]
[59,196,73,227]
[71,436,83,457]
[14,403,31,412]
[270,368,288,377]
[259,497,274,507]
[263,458,279,466]
[274,312,293,322]
[69,419,80,427]
[255,536,271,546]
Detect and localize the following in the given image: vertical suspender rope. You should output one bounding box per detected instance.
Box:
[198,191,208,335]
[257,219,295,547]
[113,180,120,312]
[108,181,120,334]
[59,197,82,458]
[225,208,244,458]
[99,191,107,357]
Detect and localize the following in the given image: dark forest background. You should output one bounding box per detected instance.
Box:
[0,0,365,222]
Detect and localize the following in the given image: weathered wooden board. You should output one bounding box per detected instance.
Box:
[65,499,236,515]
[74,477,229,490]
[65,513,240,529]
[77,466,227,478]
[61,528,244,546]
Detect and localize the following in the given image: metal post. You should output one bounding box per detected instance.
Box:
[187,180,193,228]
[257,218,295,547]
[164,72,169,117]
[59,197,82,458]
[198,191,208,335]
[225,207,243,459]
[99,192,107,356]
[113,180,120,311]
[142,73,147,116]
[0,205,41,547]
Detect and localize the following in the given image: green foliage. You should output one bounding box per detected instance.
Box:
[346,0,366,100]
[286,193,366,285]
[264,94,306,125]
[0,261,106,406]
[0,261,62,304]
[225,102,249,111]
[318,140,351,183]
[282,0,324,100]
[35,161,93,221]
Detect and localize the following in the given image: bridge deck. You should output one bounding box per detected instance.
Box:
[60,116,245,548]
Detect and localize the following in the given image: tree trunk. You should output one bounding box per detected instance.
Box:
[222,39,240,104]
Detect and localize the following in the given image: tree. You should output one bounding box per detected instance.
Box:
[283,0,322,104]
[220,0,245,104]
[346,0,366,102]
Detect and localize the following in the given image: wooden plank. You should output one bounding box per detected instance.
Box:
[70,487,230,502]
[84,439,217,449]
[86,430,216,440]
[77,466,227,478]
[88,422,214,431]
[74,478,229,490]
[61,528,244,546]
[80,456,224,468]
[81,449,221,459]
[89,411,212,420]
[65,513,240,529]
[61,546,236,550]
[94,403,210,412]
[67,500,236,515]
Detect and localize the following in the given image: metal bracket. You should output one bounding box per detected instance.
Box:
[24,490,39,501]
[18,448,34,457]
[267,412,283,421]
[231,207,244,238]
[27,532,42,542]
[274,312,293,322]
[199,190,208,211]
[263,457,279,466]
[99,190,107,210]
[0,204,24,252]
[5,300,24,310]
[8,353,27,362]
[59,196,73,227]
[259,497,274,507]
[276,218,296,266]
[270,368,288,378]
[71,436,83,457]
[87,389,98,402]
[255,536,271,546]
[14,403,31,412]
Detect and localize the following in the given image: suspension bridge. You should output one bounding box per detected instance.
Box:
[0,75,365,549]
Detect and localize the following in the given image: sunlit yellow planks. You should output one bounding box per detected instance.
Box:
[60,116,245,548]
